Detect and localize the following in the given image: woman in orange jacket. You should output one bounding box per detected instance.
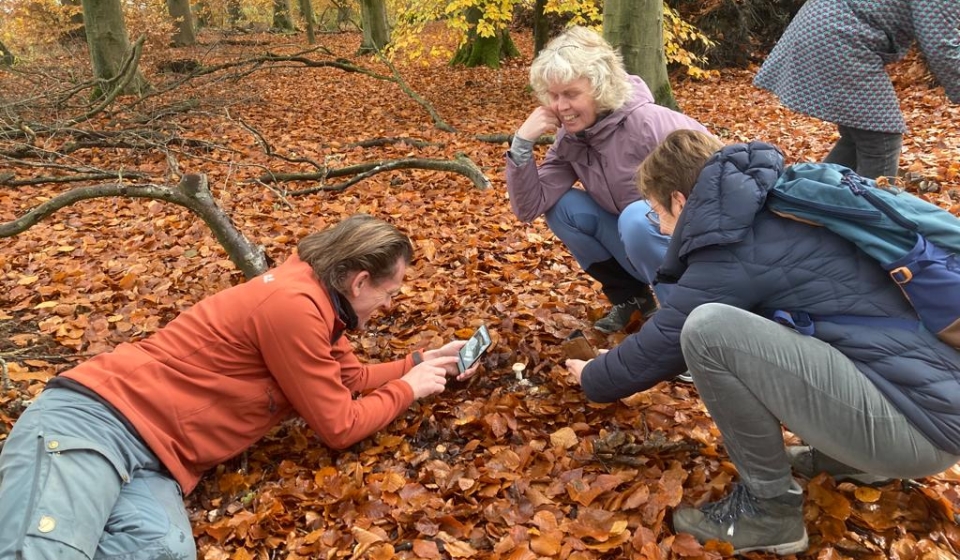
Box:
[0,214,479,560]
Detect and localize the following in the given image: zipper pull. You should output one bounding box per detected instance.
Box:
[843,173,866,195]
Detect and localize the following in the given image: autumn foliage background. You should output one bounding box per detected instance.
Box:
[2,20,960,560]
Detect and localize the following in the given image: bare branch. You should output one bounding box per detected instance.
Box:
[0,172,149,187]
[377,53,455,133]
[234,114,323,170]
[258,154,490,194]
[0,175,269,279]
[347,137,440,149]
[475,133,555,145]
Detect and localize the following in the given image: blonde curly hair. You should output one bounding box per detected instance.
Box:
[529,26,631,113]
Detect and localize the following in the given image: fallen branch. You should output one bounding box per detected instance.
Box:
[475,133,555,145]
[256,154,491,193]
[378,53,455,133]
[346,137,440,149]
[0,172,149,187]
[235,114,323,171]
[0,174,269,279]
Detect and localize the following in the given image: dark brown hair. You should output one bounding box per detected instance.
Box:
[637,130,724,209]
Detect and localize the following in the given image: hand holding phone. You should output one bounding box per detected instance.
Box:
[458,325,492,373]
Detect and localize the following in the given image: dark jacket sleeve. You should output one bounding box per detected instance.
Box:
[580,249,758,402]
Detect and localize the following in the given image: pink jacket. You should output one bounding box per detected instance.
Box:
[506,76,709,221]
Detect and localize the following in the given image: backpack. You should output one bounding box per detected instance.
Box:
[766,163,960,349]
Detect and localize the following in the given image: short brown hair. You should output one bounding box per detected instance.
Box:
[297,214,413,293]
[637,130,724,209]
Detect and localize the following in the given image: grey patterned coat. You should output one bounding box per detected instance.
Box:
[754,0,960,133]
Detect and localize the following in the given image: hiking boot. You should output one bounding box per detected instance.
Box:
[594,295,658,334]
[786,446,893,485]
[673,481,808,555]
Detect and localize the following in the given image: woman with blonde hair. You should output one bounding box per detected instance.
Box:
[505,26,710,334]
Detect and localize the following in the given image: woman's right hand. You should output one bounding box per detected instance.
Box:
[516,106,561,142]
[402,356,459,400]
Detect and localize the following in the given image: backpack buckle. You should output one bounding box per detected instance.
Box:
[890,266,913,284]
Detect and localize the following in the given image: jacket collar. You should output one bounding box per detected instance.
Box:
[328,286,358,342]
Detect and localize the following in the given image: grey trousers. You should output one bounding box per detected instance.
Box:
[681,303,958,499]
[823,124,903,180]
[0,388,195,560]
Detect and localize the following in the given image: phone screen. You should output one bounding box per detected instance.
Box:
[458,325,491,373]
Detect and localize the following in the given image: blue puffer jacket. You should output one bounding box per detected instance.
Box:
[580,142,960,454]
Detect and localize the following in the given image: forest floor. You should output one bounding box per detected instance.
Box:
[1,26,959,560]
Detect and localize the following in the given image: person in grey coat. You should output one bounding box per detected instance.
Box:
[506,26,710,334]
[565,130,960,555]
[754,0,960,180]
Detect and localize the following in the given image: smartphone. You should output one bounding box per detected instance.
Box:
[562,329,597,360]
[458,325,492,373]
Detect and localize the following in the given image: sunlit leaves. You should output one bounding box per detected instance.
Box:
[2,23,959,560]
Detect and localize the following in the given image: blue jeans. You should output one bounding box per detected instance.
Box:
[823,124,902,180]
[544,189,672,302]
[0,388,195,560]
[681,303,958,499]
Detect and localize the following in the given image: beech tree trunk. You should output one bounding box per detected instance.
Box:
[0,39,13,66]
[300,0,316,44]
[450,6,519,69]
[603,0,676,110]
[272,0,295,31]
[336,2,352,29]
[357,0,390,54]
[80,0,149,95]
[532,0,549,56]
[227,0,243,25]
[59,0,87,40]
[167,0,197,47]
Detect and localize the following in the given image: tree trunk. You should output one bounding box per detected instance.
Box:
[227,0,243,25]
[532,0,549,56]
[59,0,87,41]
[450,7,520,68]
[167,0,197,47]
[603,0,676,110]
[357,0,389,55]
[272,0,295,31]
[0,39,13,66]
[194,0,210,28]
[337,2,352,30]
[299,0,316,44]
[80,0,149,95]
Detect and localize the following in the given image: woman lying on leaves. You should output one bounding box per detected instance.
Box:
[0,215,479,560]
[565,130,960,555]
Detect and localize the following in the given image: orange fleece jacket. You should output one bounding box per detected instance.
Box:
[63,255,415,494]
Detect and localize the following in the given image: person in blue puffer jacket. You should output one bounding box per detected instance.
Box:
[565,130,960,555]
[754,0,960,180]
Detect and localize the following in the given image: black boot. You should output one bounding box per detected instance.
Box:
[585,259,658,333]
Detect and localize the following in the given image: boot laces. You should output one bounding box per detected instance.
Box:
[700,483,763,525]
